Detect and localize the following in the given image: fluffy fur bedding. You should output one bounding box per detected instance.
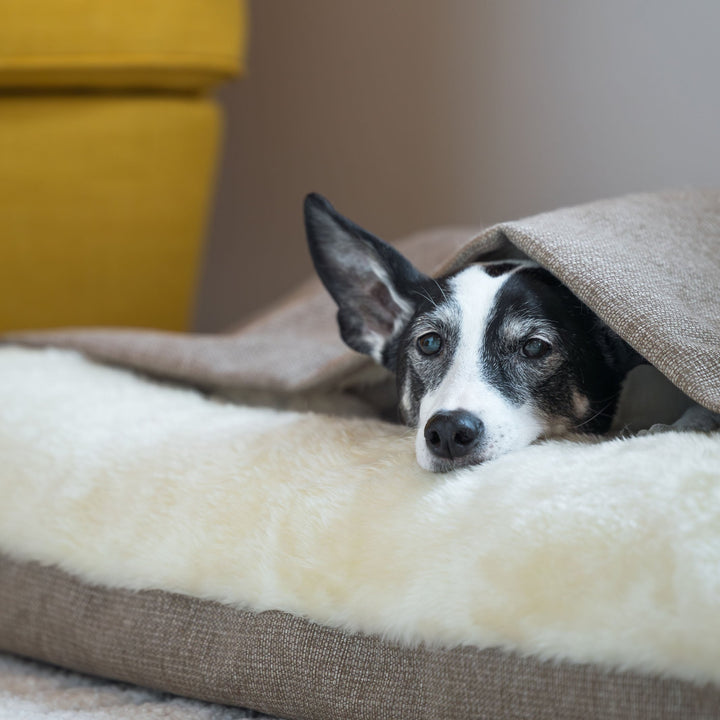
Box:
[1,347,719,686]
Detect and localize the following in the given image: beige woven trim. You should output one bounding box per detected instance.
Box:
[1,555,718,720]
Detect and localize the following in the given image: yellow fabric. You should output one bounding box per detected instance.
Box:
[0,96,220,331]
[0,0,247,89]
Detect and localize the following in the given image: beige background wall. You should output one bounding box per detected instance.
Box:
[196,0,720,332]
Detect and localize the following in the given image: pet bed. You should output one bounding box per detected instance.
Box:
[1,190,720,719]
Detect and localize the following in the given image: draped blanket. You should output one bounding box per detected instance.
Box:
[5,190,719,413]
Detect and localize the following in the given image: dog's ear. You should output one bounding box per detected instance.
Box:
[304,193,429,368]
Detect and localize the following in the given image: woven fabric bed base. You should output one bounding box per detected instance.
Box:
[1,555,717,720]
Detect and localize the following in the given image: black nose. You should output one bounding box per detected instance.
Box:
[424,411,484,460]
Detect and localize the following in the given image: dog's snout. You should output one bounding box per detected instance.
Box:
[424,411,484,460]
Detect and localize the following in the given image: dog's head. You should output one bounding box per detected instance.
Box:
[305,194,643,472]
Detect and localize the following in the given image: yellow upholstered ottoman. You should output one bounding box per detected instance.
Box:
[0,0,247,331]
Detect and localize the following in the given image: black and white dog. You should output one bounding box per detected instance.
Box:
[304,193,715,472]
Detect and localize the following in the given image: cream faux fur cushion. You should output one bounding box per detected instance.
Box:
[1,347,719,685]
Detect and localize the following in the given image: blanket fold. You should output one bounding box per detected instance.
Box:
[3,190,719,411]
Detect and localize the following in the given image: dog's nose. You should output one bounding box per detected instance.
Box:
[424,411,484,460]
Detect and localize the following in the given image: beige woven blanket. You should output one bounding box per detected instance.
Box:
[5,190,720,413]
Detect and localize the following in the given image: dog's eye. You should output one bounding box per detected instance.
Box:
[521,337,551,359]
[417,332,443,356]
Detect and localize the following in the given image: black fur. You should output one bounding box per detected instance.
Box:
[482,266,644,432]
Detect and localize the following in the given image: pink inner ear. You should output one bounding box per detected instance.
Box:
[359,281,405,337]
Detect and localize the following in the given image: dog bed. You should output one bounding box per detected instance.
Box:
[1,346,720,719]
[2,189,720,718]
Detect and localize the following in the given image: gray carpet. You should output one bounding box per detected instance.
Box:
[0,653,280,720]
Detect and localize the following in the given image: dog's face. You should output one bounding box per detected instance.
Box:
[305,194,642,472]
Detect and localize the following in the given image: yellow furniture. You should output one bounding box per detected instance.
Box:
[0,0,247,331]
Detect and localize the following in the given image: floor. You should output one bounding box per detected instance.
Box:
[0,652,281,720]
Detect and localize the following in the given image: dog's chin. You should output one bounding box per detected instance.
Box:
[416,449,492,474]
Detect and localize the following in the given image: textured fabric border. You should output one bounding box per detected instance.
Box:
[1,555,718,720]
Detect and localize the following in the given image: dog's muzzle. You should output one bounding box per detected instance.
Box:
[424,410,484,460]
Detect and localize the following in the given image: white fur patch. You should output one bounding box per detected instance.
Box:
[1,347,720,684]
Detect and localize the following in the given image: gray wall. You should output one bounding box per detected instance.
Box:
[196,0,720,331]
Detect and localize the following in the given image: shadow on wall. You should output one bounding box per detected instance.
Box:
[196,0,720,332]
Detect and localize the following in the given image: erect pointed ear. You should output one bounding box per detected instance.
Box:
[304,193,429,368]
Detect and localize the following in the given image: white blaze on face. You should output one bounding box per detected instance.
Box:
[415,266,544,471]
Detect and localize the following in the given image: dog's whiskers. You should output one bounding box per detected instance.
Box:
[433,279,450,305]
[571,398,617,430]
[412,288,441,311]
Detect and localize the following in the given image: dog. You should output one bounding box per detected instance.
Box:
[304,193,718,472]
